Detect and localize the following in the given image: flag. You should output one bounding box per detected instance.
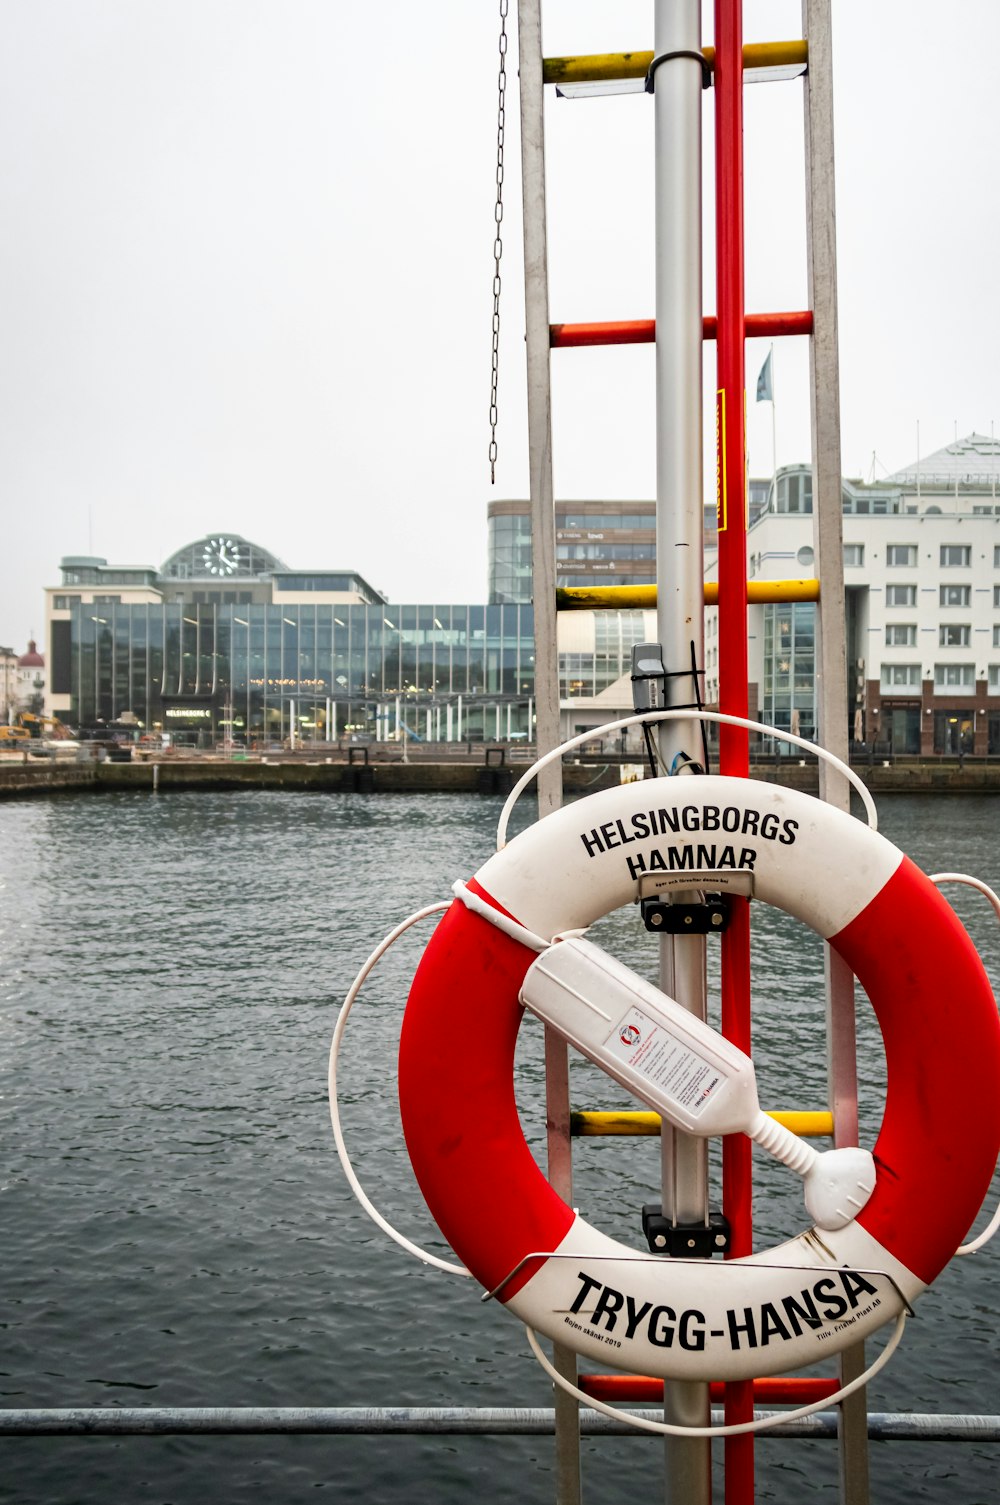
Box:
[756,350,773,402]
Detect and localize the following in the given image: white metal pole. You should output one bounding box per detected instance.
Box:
[802,1,870,1497]
[653,1,711,1494]
[518,5,578,1500]
[518,0,563,820]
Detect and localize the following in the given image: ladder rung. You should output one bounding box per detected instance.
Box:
[571,1110,835,1138]
[556,580,821,612]
[579,1375,839,1403]
[543,40,808,88]
[550,311,813,348]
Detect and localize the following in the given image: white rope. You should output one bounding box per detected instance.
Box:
[928,872,1000,1256]
[497,710,878,851]
[525,1308,907,1438]
[328,902,472,1279]
[929,871,1000,921]
[451,880,589,953]
[451,881,550,951]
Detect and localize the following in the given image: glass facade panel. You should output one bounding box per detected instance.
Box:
[65,602,542,743]
[761,602,816,739]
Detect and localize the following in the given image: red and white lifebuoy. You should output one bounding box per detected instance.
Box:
[398,776,1000,1382]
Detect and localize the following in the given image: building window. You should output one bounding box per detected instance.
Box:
[776,472,813,514]
[880,663,921,692]
[941,584,971,607]
[53,595,80,610]
[761,601,816,741]
[990,666,1000,691]
[886,584,917,606]
[886,544,917,567]
[934,663,975,691]
[994,625,1000,649]
[940,544,971,567]
[885,624,916,646]
[994,545,1000,568]
[843,543,864,568]
[939,624,971,647]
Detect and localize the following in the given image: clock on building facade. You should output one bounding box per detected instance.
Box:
[201,536,243,576]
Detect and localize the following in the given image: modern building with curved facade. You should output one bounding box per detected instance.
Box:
[45,534,540,743]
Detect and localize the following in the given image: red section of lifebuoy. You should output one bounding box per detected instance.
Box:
[399,887,573,1297]
[841,856,1000,1281]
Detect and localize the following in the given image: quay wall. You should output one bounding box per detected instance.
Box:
[4,756,1000,800]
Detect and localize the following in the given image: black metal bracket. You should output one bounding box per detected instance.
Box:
[640,893,732,935]
[644,49,712,93]
[642,1205,732,1258]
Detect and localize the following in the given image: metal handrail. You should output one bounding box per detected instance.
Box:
[1,1406,997,1441]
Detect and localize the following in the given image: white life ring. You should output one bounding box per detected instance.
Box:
[398,776,1000,1382]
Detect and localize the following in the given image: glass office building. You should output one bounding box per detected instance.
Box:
[45,531,660,746]
[488,499,657,600]
[52,599,536,744]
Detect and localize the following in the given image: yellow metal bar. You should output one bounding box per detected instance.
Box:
[557,584,658,612]
[767,1111,835,1138]
[571,1110,834,1138]
[731,579,821,604]
[556,579,820,611]
[542,40,807,87]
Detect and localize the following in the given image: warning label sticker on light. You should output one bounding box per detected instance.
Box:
[603,1006,723,1117]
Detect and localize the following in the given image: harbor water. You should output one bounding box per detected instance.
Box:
[0,789,998,1503]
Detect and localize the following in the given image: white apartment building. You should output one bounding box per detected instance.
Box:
[705,434,1000,755]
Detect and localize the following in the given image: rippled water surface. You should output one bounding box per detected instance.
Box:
[0,789,998,1503]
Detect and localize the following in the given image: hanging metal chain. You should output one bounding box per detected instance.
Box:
[489,0,508,484]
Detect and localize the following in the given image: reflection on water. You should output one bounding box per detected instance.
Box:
[0,790,997,1503]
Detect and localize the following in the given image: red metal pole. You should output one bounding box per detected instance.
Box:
[714,0,754,1499]
[578,1376,839,1405]
[549,310,813,348]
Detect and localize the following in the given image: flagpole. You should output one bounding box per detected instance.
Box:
[770,341,777,509]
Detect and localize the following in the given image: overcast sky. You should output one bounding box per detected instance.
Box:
[2,1,998,648]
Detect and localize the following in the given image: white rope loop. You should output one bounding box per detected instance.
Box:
[496,709,878,851]
[525,1310,908,1438]
[328,901,472,1278]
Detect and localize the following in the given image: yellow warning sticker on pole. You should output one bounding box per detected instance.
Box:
[716,388,727,532]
